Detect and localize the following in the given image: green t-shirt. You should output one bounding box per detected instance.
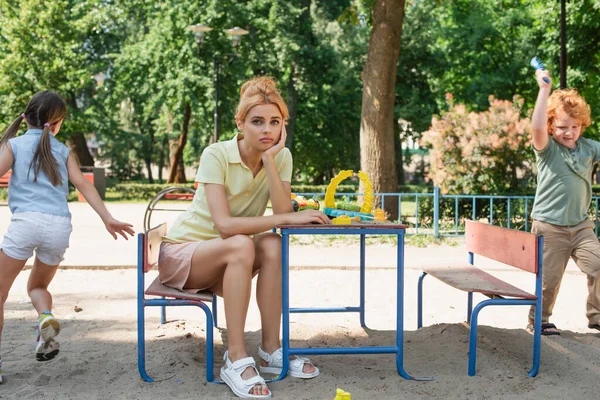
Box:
[532,137,600,226]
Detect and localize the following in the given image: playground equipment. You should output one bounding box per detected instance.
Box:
[322,170,386,224]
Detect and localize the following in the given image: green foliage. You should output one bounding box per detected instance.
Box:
[291,183,431,194]
[421,95,535,195]
[334,202,362,211]
[106,183,196,201]
[0,0,116,139]
[2,0,600,192]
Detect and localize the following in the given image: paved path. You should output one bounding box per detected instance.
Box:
[0,202,585,275]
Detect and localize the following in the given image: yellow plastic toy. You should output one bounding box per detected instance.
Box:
[373,208,386,222]
[333,388,352,400]
[332,215,351,225]
[324,170,375,222]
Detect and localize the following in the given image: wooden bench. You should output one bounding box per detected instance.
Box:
[0,170,11,187]
[416,220,543,377]
[137,222,219,383]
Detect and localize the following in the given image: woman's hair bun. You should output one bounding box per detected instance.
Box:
[240,76,278,98]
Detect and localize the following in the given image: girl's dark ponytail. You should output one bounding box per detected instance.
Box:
[0,115,25,148]
[31,123,62,186]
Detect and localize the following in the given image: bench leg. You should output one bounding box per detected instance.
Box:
[160,297,167,324]
[529,297,542,377]
[417,272,428,329]
[141,300,220,383]
[138,298,154,382]
[198,302,217,383]
[467,292,473,325]
[212,294,218,329]
[468,299,537,377]
[468,300,488,376]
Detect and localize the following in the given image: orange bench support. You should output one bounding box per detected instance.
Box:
[417,220,543,377]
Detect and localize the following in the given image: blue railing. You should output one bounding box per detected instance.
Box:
[296,186,600,238]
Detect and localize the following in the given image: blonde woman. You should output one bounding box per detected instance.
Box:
[159,77,328,398]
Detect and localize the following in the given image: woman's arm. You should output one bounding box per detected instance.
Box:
[262,122,293,214]
[263,155,293,214]
[67,154,135,239]
[205,183,329,238]
[531,69,552,150]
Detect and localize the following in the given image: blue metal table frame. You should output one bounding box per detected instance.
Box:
[274,224,430,381]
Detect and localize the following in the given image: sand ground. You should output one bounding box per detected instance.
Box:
[1,203,599,399]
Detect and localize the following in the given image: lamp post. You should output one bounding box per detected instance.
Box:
[189,24,249,144]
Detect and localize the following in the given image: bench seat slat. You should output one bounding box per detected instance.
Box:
[423,265,536,299]
[145,277,213,302]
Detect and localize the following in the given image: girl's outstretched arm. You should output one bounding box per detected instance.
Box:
[531,69,552,150]
[0,142,14,177]
[67,154,135,240]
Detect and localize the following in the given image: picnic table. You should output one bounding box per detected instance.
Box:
[274,223,432,381]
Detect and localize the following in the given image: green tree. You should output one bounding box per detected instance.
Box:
[0,0,119,166]
[359,0,405,219]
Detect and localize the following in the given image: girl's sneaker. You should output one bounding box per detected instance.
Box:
[0,358,3,384]
[35,312,60,361]
[35,333,60,362]
[38,312,60,342]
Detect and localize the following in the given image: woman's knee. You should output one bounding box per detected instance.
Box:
[224,235,256,265]
[256,233,282,266]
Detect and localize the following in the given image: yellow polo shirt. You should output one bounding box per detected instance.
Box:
[164,133,293,243]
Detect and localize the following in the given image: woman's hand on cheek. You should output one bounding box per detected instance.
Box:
[263,122,287,160]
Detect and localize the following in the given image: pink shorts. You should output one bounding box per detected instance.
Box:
[158,241,204,293]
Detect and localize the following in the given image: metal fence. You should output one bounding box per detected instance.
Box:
[297,186,600,238]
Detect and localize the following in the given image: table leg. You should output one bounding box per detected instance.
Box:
[274,231,290,381]
[360,234,367,328]
[396,233,434,380]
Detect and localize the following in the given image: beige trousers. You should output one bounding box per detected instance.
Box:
[528,219,600,326]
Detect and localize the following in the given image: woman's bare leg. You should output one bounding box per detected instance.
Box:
[185,235,268,396]
[253,233,315,374]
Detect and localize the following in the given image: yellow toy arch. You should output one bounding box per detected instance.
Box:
[324,170,374,214]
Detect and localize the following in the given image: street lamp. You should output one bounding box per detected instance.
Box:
[188,24,213,50]
[189,24,249,144]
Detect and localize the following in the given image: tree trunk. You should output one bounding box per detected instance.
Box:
[66,93,94,166]
[158,135,167,183]
[138,122,155,183]
[69,132,95,166]
[285,69,298,151]
[167,103,191,184]
[285,0,310,151]
[359,0,405,221]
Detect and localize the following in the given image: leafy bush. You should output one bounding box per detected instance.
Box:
[421,95,535,195]
[106,183,196,201]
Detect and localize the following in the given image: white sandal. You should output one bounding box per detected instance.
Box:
[258,346,320,379]
[220,351,271,399]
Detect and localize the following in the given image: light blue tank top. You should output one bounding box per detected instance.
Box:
[8,129,71,217]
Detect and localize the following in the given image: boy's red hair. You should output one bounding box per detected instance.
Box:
[547,89,592,134]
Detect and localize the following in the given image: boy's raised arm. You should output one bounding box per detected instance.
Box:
[531,69,553,151]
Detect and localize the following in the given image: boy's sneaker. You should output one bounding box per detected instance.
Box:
[0,358,3,384]
[38,312,60,343]
[35,312,60,361]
